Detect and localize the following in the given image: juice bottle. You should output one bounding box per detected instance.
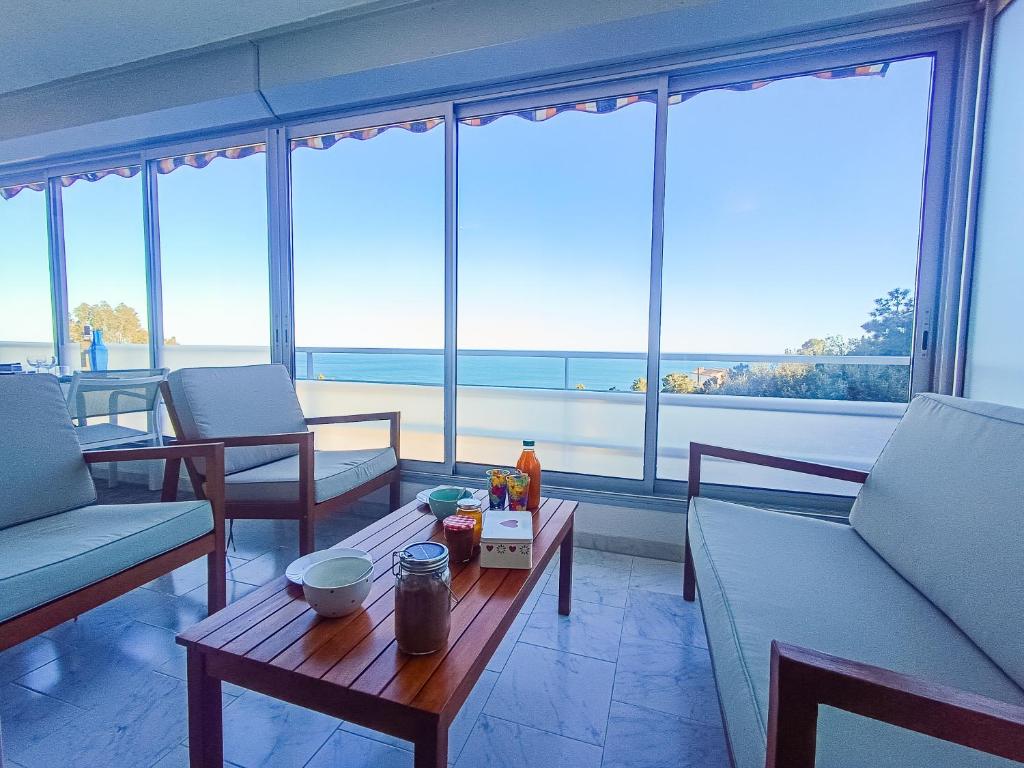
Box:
[516,440,542,511]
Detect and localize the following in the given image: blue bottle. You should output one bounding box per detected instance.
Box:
[88,329,109,371]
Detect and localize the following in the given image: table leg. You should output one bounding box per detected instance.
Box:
[558,521,573,616]
[414,723,448,768]
[187,647,223,768]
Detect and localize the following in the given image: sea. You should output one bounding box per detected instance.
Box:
[295,352,723,392]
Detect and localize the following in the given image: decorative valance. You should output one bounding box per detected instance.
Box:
[0,181,45,200]
[669,62,890,104]
[459,94,656,127]
[291,117,444,151]
[153,143,265,174]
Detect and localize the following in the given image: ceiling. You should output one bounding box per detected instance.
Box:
[0,0,418,95]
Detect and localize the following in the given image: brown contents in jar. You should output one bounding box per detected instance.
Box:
[444,516,475,564]
[395,572,451,655]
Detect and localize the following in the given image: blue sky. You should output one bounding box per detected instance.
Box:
[1,55,932,355]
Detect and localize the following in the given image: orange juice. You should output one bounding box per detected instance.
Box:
[515,440,541,511]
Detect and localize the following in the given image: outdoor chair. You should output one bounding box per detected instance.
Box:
[66,367,169,489]
[0,373,226,653]
[161,364,400,555]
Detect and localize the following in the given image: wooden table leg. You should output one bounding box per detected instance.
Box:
[558,521,573,616]
[187,647,223,768]
[414,722,448,768]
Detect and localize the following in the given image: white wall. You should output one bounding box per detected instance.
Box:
[964,0,1024,406]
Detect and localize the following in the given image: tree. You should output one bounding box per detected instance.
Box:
[850,288,914,356]
[661,372,697,394]
[788,335,852,356]
[631,377,647,393]
[68,301,177,345]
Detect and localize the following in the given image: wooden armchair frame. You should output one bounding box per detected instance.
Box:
[161,382,400,555]
[683,442,1024,765]
[767,641,1024,767]
[0,442,226,652]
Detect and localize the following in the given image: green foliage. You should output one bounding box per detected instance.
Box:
[662,289,914,403]
[661,372,697,394]
[69,301,177,345]
[631,377,647,393]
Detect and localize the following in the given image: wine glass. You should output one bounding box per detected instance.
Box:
[41,355,57,373]
[26,356,45,373]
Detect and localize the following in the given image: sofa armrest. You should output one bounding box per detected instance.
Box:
[687,442,868,502]
[305,411,401,460]
[766,641,1024,768]
[84,443,226,539]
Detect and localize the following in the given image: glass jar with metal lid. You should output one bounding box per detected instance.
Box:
[393,541,456,655]
[455,497,483,547]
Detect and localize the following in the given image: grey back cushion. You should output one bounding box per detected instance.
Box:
[850,393,1024,689]
[0,374,96,528]
[166,364,308,476]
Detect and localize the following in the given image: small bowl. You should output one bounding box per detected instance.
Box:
[302,554,374,618]
[428,487,472,520]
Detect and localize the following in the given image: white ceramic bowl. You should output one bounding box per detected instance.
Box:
[301,551,374,618]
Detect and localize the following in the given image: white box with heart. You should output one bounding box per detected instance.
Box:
[480,510,533,570]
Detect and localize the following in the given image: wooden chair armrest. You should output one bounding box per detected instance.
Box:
[687,441,868,501]
[305,411,401,460]
[766,641,1024,768]
[169,432,313,448]
[83,443,225,465]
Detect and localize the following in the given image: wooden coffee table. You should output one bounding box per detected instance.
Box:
[178,492,576,768]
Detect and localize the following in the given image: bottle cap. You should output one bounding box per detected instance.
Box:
[522,439,535,447]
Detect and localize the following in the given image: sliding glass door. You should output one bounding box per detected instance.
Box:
[291,117,446,461]
[456,94,656,478]
[155,143,271,369]
[657,57,934,492]
[0,184,53,364]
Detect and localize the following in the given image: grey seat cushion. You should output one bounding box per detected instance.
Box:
[166,364,308,475]
[224,448,397,504]
[689,496,1024,768]
[0,500,213,623]
[0,374,96,529]
[850,394,1024,688]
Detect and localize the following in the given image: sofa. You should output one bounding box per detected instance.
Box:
[684,393,1024,768]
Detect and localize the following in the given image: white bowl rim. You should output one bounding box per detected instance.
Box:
[302,555,373,590]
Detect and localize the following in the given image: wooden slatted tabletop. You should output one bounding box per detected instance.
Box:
[179,491,576,768]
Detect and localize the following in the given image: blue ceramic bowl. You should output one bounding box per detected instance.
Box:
[427,487,472,520]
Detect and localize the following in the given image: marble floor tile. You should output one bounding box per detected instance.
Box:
[13,672,190,768]
[520,594,624,662]
[613,637,722,726]
[221,690,339,768]
[628,557,683,596]
[0,636,65,685]
[455,715,603,768]
[484,643,615,746]
[543,549,632,608]
[305,728,413,768]
[0,682,86,763]
[602,701,729,768]
[228,547,295,587]
[448,669,500,764]
[621,589,707,650]
[484,612,529,673]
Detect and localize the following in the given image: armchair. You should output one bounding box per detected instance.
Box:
[160,364,400,555]
[0,374,226,652]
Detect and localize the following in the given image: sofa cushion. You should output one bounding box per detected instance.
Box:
[0,500,212,623]
[689,496,1024,768]
[166,364,308,475]
[0,374,96,529]
[223,448,397,504]
[850,393,1024,688]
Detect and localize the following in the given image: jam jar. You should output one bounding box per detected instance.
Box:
[393,542,455,655]
[443,515,476,564]
[455,497,483,547]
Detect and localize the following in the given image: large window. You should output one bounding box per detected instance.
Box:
[61,168,150,368]
[0,184,53,364]
[156,144,271,369]
[656,57,934,490]
[291,118,446,461]
[457,95,656,477]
